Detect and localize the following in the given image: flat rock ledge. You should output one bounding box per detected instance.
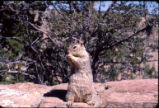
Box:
[0,79,158,107]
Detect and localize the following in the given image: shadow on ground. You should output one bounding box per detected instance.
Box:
[44,89,67,101]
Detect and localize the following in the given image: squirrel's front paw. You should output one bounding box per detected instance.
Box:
[66,101,73,107]
[67,54,72,59]
[87,100,95,106]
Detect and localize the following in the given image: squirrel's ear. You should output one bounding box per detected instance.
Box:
[79,40,84,45]
[77,40,80,43]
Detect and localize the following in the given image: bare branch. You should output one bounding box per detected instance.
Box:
[28,22,49,34]
[52,3,68,21]
[104,24,155,50]
[28,22,63,47]
[102,1,117,19]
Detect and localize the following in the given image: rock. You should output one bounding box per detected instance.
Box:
[0,79,158,107]
[0,82,52,107]
[100,79,158,108]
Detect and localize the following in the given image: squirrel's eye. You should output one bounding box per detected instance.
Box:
[73,46,76,49]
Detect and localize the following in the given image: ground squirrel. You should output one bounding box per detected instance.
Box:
[66,39,102,107]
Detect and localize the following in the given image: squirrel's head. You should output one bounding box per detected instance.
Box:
[68,39,87,57]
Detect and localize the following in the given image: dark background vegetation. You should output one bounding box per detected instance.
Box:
[0,1,158,85]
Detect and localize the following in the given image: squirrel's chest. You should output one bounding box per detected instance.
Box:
[69,73,93,96]
[69,73,92,86]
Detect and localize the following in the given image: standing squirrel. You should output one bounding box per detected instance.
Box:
[66,39,102,107]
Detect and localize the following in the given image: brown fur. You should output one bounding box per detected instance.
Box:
[66,40,102,107]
